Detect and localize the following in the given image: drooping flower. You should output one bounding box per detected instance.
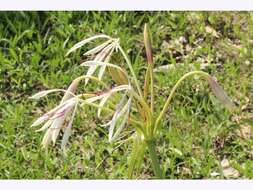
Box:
[31,97,78,148]
[207,76,236,112]
[104,94,132,143]
[80,84,133,142]
[30,79,80,148]
[81,84,132,117]
[66,34,120,84]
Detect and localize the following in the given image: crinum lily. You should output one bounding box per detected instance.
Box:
[66,34,120,84]
[30,73,133,149]
[30,79,79,148]
[30,24,236,179]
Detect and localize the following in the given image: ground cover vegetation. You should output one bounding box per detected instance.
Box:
[0,12,252,179]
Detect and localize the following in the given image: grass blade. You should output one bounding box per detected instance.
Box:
[127,134,146,179]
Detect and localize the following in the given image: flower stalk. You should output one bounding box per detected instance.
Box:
[154,70,235,132]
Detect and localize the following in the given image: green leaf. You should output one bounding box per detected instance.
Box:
[127,134,146,179]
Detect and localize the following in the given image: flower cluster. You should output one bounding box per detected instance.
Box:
[31,35,133,150]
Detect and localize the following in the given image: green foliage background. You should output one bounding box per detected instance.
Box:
[0,12,252,179]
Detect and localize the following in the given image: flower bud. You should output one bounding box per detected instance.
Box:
[207,76,236,112]
[144,23,153,65]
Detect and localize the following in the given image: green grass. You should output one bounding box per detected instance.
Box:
[0,11,252,179]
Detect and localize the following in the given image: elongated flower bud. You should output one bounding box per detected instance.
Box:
[207,76,236,112]
[144,23,153,65]
[143,23,154,99]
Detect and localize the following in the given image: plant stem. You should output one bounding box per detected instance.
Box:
[118,45,143,98]
[146,139,163,179]
[154,71,210,131]
[131,89,153,124]
[150,62,154,113]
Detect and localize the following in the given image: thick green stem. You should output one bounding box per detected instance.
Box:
[154,71,209,132]
[146,139,163,179]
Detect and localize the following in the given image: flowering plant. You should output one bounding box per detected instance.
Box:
[30,24,235,178]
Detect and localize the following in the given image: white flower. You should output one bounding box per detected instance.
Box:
[80,84,132,142]
[107,95,132,143]
[31,97,78,148]
[66,34,120,84]
[31,79,80,148]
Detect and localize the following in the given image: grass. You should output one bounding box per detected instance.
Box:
[0,11,252,179]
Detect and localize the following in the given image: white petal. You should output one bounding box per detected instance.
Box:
[51,117,66,144]
[36,120,53,132]
[97,46,115,81]
[108,95,128,141]
[29,89,59,100]
[30,103,68,128]
[52,128,61,143]
[30,89,76,100]
[84,44,114,85]
[85,93,109,104]
[66,34,111,56]
[109,108,129,143]
[98,65,107,81]
[61,123,72,151]
[84,85,129,106]
[109,97,131,142]
[101,120,112,127]
[50,99,77,144]
[61,81,79,102]
[81,61,125,76]
[110,85,131,92]
[94,43,114,61]
[83,53,102,85]
[97,95,110,118]
[31,98,77,128]
[61,102,78,150]
[42,129,53,148]
[84,65,99,85]
[50,98,76,120]
[31,114,49,127]
[83,39,112,56]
